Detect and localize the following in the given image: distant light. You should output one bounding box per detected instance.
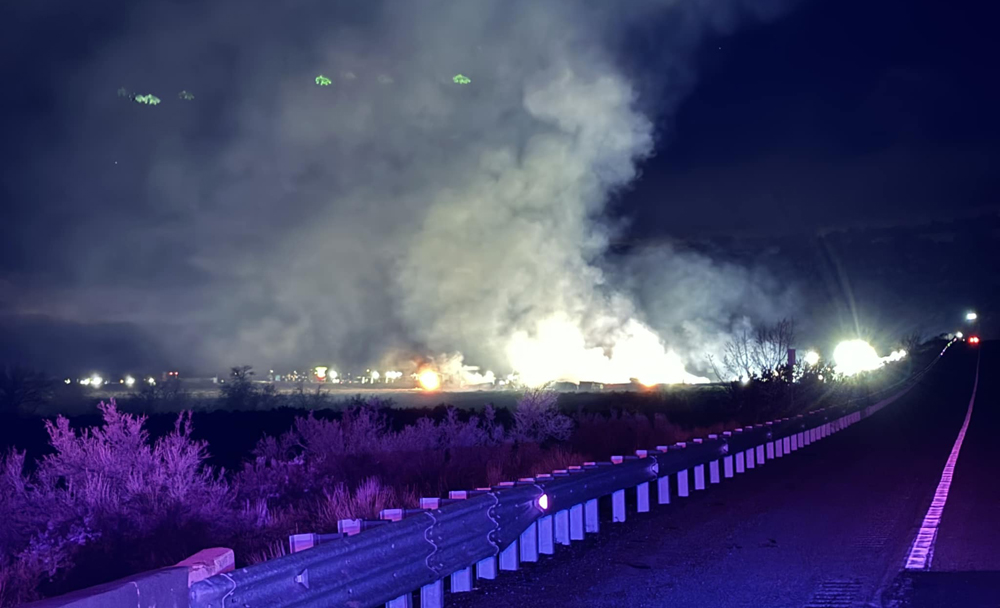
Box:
[538,494,549,511]
[956,332,964,339]
[90,375,103,387]
[124,376,135,387]
[966,312,978,321]
[418,369,441,391]
[371,370,381,381]
[314,366,328,380]
[64,378,71,385]
[146,377,156,386]
[970,336,980,345]
[833,340,882,376]
[804,351,821,366]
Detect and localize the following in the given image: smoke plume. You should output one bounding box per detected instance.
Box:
[5,0,795,382]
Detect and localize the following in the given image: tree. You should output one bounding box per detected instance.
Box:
[711,318,796,381]
[0,366,54,414]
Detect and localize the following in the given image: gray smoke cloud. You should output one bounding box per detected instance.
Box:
[9,0,796,378]
[616,244,801,378]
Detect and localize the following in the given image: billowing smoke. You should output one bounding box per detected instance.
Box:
[9,0,796,382]
[617,244,801,378]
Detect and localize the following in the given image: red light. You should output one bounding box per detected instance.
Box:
[970,336,980,345]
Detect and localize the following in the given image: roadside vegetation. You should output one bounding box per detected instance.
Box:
[0,339,934,606]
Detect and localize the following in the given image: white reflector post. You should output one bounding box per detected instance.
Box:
[658,475,671,505]
[554,510,570,546]
[538,515,554,555]
[585,498,600,533]
[499,540,518,571]
[477,556,497,580]
[637,482,650,513]
[570,504,585,540]
[421,580,443,608]
[520,522,538,562]
[710,460,721,484]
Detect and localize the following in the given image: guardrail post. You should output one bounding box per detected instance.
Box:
[707,435,722,483]
[499,540,519,571]
[757,443,766,465]
[555,508,571,545]
[386,593,413,608]
[610,457,628,521]
[721,433,734,477]
[612,489,626,522]
[538,513,555,555]
[656,446,671,504]
[635,450,651,512]
[691,439,706,490]
[378,509,423,606]
[570,503,585,540]
[585,498,600,533]
[520,521,539,562]
[444,492,476,590]
[477,555,498,580]
[782,435,791,455]
[421,580,444,608]
[733,429,746,473]
[677,469,689,497]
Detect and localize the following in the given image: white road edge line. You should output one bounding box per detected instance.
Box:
[904,350,982,570]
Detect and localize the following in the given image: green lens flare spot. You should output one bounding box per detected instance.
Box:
[134,94,161,105]
[178,90,195,100]
[315,75,332,86]
[452,74,471,84]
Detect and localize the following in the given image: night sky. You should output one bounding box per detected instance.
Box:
[1,0,996,378]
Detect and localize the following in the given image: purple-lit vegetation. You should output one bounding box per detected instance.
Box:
[0,391,614,605]
[0,346,929,606]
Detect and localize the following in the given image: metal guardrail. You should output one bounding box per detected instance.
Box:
[23,355,940,608]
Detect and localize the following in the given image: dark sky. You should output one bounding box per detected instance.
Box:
[0,0,996,377]
[625,0,1000,237]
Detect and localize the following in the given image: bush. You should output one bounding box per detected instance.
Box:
[513,390,573,443]
[0,400,236,603]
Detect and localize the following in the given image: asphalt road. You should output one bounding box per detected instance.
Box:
[449,343,995,608]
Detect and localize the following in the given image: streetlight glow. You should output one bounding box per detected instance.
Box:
[966,312,978,321]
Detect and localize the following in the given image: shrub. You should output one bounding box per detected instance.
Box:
[513,390,573,443]
[0,400,236,603]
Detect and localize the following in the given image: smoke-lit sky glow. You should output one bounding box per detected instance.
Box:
[1,0,998,379]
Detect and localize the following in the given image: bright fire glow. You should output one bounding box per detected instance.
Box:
[506,314,707,388]
[833,340,907,376]
[314,366,328,380]
[418,369,441,391]
[834,340,882,376]
[804,350,821,366]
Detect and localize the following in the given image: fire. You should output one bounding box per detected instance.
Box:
[506,314,707,388]
[418,369,441,391]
